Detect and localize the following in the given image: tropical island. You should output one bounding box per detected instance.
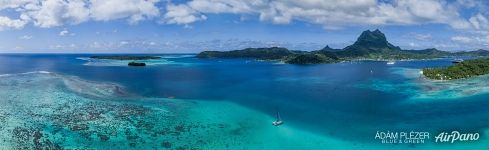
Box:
[423,58,489,80]
[197,47,292,60]
[128,62,146,66]
[90,56,161,60]
[197,29,489,64]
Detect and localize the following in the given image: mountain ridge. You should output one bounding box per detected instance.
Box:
[197,29,489,64]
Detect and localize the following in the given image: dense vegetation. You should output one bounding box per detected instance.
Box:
[196,29,489,64]
[334,30,448,59]
[453,49,489,56]
[284,53,338,64]
[402,48,450,56]
[423,58,489,80]
[319,45,342,52]
[128,62,146,66]
[90,56,161,60]
[197,47,292,60]
[335,29,401,57]
[198,47,342,64]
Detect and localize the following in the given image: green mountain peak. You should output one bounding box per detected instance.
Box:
[354,29,392,49]
[337,29,401,57]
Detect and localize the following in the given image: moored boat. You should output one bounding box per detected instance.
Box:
[452,59,464,63]
[272,111,283,126]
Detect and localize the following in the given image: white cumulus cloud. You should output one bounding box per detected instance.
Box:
[20,0,90,28]
[0,0,160,29]
[0,0,485,31]
[165,0,473,29]
[0,16,28,30]
[59,28,75,36]
[163,4,207,25]
[90,0,160,24]
[469,13,489,30]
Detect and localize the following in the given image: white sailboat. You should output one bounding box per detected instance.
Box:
[452,59,463,63]
[272,111,283,126]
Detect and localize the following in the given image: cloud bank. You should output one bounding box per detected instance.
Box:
[0,0,160,29]
[0,0,485,29]
[0,0,489,51]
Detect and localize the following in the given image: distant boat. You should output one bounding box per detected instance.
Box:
[272,111,283,126]
[386,61,395,65]
[452,59,464,63]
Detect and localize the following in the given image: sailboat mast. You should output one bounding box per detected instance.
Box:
[277,111,281,121]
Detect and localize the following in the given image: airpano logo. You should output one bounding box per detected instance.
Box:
[435,131,479,143]
[374,131,430,144]
[375,130,480,144]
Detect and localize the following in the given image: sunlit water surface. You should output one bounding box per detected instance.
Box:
[0,54,488,149]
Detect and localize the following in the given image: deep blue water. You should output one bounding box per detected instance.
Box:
[1,54,489,143]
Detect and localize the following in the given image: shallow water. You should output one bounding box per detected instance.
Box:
[1,54,489,149]
[0,71,366,149]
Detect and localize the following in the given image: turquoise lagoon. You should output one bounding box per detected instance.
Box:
[1,54,489,149]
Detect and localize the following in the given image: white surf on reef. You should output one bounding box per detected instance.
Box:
[357,67,489,101]
[77,56,194,66]
[2,71,489,149]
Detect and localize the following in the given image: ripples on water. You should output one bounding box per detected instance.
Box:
[1,55,489,149]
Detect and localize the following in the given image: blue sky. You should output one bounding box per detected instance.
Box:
[0,0,488,53]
